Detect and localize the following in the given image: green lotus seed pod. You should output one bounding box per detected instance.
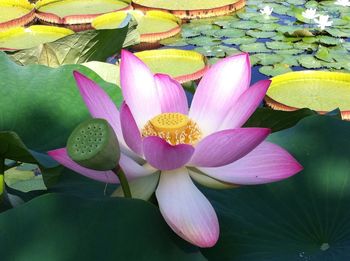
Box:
[67,118,120,171]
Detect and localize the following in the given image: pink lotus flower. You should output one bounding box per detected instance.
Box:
[48,50,302,248]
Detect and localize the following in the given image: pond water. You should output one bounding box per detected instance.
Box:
[158,0,350,83]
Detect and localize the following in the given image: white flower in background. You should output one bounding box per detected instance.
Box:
[335,0,350,7]
[302,8,319,20]
[314,15,333,30]
[260,6,273,16]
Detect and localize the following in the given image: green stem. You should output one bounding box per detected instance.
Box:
[113,166,132,198]
[0,158,6,203]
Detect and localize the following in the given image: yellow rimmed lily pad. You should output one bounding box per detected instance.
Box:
[0,0,35,30]
[36,0,131,25]
[265,71,350,120]
[0,25,74,50]
[92,10,181,46]
[132,0,246,19]
[134,49,208,83]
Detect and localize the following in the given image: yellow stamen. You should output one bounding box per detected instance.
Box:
[142,113,202,146]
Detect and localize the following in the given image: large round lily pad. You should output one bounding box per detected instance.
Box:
[132,0,246,19]
[134,49,208,83]
[266,71,350,120]
[36,0,131,25]
[92,10,181,45]
[0,0,35,30]
[0,25,74,50]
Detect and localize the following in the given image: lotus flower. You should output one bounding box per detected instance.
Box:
[314,15,333,30]
[302,8,319,20]
[48,50,303,247]
[260,6,273,16]
[335,0,350,7]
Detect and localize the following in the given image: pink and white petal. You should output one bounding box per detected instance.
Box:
[143,136,194,170]
[188,168,239,189]
[47,148,118,184]
[190,128,271,168]
[120,102,143,156]
[111,172,160,200]
[189,53,251,136]
[219,80,271,130]
[198,141,303,185]
[119,153,155,179]
[154,73,188,114]
[156,168,219,248]
[73,71,124,142]
[120,50,161,128]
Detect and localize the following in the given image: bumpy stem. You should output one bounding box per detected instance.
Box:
[113,166,132,198]
[0,158,6,203]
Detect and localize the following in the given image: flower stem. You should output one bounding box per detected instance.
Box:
[0,157,7,204]
[113,166,132,198]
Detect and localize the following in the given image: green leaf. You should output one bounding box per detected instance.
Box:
[213,28,245,38]
[222,36,256,45]
[259,64,293,76]
[239,42,269,53]
[246,30,277,38]
[0,193,205,261]
[315,46,334,63]
[202,115,350,260]
[244,108,316,132]
[0,52,122,152]
[298,55,323,68]
[7,25,129,67]
[250,53,284,66]
[186,36,221,46]
[266,41,293,50]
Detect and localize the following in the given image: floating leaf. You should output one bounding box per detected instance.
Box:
[186,36,221,46]
[246,30,276,38]
[213,28,245,38]
[223,36,256,45]
[297,55,322,68]
[266,41,293,50]
[315,46,334,63]
[239,42,269,52]
[230,20,262,30]
[250,53,284,66]
[259,63,293,76]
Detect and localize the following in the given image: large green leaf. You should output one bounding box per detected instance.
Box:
[202,116,350,260]
[0,52,122,152]
[7,23,130,67]
[0,193,205,261]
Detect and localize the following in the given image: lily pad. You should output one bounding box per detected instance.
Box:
[0,0,35,29]
[213,28,246,38]
[132,0,245,19]
[0,52,123,151]
[36,0,131,25]
[186,36,221,46]
[246,30,276,38]
[0,193,205,260]
[223,36,256,45]
[266,41,293,50]
[297,55,322,69]
[230,20,262,29]
[194,46,226,58]
[239,42,269,52]
[315,46,334,63]
[7,24,130,67]
[250,53,284,66]
[266,71,350,118]
[92,10,181,43]
[202,115,350,260]
[134,49,208,83]
[0,25,74,50]
[259,64,293,77]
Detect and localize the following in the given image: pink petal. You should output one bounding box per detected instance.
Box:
[120,50,161,128]
[156,168,219,248]
[143,136,194,170]
[199,141,303,185]
[47,148,118,183]
[154,73,188,114]
[120,102,143,156]
[47,149,154,183]
[219,80,271,130]
[118,153,155,179]
[190,128,271,167]
[73,71,123,142]
[189,53,251,136]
